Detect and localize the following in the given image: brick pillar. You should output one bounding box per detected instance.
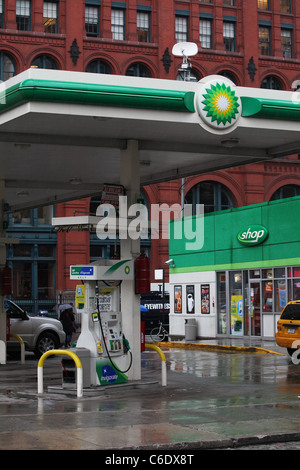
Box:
[294,0,300,60]
[127,0,137,42]
[272,0,283,58]
[5,0,16,29]
[101,0,112,39]
[32,0,44,33]
[65,0,84,70]
[242,0,259,87]
[156,0,176,78]
[214,0,224,51]
[190,0,200,45]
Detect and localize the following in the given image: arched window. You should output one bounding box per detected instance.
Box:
[86,60,112,74]
[31,55,58,69]
[218,70,238,85]
[185,181,235,214]
[0,53,16,81]
[126,63,151,78]
[261,76,282,90]
[270,184,300,200]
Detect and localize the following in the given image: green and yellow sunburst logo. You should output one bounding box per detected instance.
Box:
[201,82,240,126]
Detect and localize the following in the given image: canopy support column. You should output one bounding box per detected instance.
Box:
[120,140,141,380]
[0,180,6,364]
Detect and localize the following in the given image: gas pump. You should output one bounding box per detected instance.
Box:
[69,259,133,387]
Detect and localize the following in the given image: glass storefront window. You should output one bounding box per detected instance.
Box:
[250,282,261,336]
[37,206,53,225]
[262,269,272,279]
[13,244,32,257]
[229,271,243,335]
[250,270,260,279]
[216,266,300,338]
[274,268,285,278]
[10,207,53,226]
[292,280,300,300]
[38,262,55,299]
[12,209,31,225]
[13,262,32,299]
[293,267,300,278]
[243,270,250,336]
[275,279,287,312]
[217,272,226,334]
[38,245,54,257]
[262,280,273,312]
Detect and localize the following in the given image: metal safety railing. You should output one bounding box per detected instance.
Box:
[37,349,83,398]
[145,343,167,386]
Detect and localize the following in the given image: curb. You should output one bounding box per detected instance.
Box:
[155,341,285,355]
[127,431,300,450]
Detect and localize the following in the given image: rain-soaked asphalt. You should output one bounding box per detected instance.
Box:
[0,341,299,453]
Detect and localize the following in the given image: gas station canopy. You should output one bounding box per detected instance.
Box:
[1,68,300,212]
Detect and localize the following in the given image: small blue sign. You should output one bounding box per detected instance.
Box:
[101,365,118,383]
[79,266,94,276]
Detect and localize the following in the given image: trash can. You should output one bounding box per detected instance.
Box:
[185,318,197,341]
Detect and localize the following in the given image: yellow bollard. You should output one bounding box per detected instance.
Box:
[11,334,25,364]
[37,349,83,397]
[145,343,167,386]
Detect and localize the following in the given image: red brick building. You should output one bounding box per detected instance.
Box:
[2,0,300,309]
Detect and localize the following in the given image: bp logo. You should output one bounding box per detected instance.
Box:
[237,225,269,246]
[196,78,241,131]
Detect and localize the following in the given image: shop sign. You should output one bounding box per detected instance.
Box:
[237,225,269,246]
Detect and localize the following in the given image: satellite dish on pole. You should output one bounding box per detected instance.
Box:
[172,42,198,58]
[172,42,198,81]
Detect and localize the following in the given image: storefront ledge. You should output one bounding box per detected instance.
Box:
[156,341,285,355]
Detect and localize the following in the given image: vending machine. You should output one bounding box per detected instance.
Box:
[69,259,133,387]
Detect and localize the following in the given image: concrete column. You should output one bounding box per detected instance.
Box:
[119,140,141,381]
[0,180,6,364]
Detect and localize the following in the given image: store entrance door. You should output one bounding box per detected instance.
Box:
[250,282,261,336]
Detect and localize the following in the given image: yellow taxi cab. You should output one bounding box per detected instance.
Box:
[276,301,300,356]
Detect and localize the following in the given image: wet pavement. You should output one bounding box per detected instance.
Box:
[0,338,300,452]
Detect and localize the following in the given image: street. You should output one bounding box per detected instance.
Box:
[0,345,299,450]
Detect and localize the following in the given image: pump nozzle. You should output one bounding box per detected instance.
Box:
[123,336,130,354]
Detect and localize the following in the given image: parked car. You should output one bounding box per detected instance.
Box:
[6,300,66,358]
[276,301,300,356]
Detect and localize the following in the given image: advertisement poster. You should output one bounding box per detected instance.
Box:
[186,285,195,313]
[231,295,243,335]
[75,284,85,312]
[174,285,182,313]
[277,280,287,309]
[201,284,210,314]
